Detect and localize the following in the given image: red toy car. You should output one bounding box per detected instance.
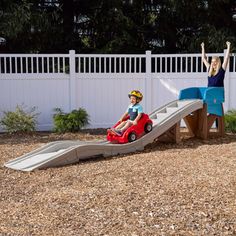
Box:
[107,113,153,144]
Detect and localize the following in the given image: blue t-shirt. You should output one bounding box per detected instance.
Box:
[126,103,143,121]
[208,67,225,87]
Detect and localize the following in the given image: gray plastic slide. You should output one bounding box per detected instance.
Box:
[4,99,203,171]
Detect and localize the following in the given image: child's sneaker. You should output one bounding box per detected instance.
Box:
[116,130,123,136]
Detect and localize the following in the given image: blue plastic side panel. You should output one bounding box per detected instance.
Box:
[204,87,225,116]
[207,104,223,116]
[203,87,225,103]
[179,87,225,116]
[179,87,200,100]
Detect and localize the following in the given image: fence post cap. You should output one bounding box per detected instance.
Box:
[145,50,152,55]
[69,50,76,54]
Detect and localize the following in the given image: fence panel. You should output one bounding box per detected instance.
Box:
[0,51,236,131]
[0,54,70,76]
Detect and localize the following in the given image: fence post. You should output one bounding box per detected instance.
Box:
[69,50,76,111]
[224,49,230,112]
[145,50,152,113]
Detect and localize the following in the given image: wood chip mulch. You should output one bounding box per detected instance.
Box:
[0,129,236,235]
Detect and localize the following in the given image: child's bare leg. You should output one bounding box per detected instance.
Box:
[120,120,133,132]
[115,121,126,130]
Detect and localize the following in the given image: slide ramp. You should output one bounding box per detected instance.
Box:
[4,99,203,171]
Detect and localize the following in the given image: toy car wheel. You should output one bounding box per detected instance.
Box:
[144,122,152,133]
[128,132,137,142]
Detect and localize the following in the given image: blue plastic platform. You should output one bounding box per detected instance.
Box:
[179,87,225,116]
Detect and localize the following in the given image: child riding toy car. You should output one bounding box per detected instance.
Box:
[107,113,153,143]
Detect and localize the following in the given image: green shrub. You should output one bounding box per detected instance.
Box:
[225,109,236,133]
[53,108,89,133]
[0,105,39,133]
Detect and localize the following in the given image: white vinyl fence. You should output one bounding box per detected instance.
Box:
[1,50,236,131]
